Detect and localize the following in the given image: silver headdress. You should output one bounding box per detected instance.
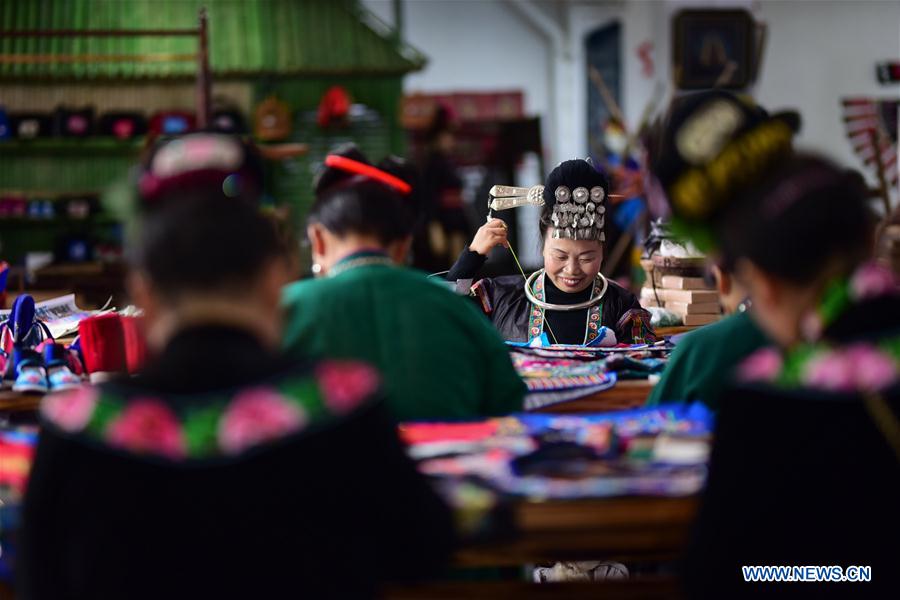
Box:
[488,185,545,211]
[487,158,608,242]
[550,185,606,241]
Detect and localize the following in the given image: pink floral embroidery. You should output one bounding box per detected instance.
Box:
[315,361,380,414]
[850,263,898,301]
[42,386,98,433]
[219,387,306,455]
[803,350,856,392]
[738,348,784,383]
[845,345,897,391]
[803,344,898,392]
[106,399,186,459]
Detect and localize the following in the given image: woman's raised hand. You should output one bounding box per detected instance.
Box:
[469,218,509,256]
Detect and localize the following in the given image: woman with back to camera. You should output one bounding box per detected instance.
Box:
[644,89,898,597]
[20,133,454,600]
[681,155,900,598]
[281,144,524,421]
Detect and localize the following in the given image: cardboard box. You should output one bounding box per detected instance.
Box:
[641,288,719,304]
[666,301,722,315]
[660,275,712,290]
[683,314,720,326]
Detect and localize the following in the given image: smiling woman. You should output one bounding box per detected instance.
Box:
[447,159,655,346]
[543,239,604,294]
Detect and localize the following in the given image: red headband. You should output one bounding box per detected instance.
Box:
[324,154,412,195]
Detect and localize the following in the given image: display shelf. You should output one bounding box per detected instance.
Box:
[0,215,120,227]
[0,138,145,155]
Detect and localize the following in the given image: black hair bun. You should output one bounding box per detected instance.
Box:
[313,143,371,195]
[378,155,418,189]
[652,90,799,226]
[542,159,609,206]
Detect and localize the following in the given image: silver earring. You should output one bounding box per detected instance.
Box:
[311,263,322,275]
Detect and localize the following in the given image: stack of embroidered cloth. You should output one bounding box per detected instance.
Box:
[508,345,670,410]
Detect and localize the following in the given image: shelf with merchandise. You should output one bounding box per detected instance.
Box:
[0,138,145,155]
[0,214,120,228]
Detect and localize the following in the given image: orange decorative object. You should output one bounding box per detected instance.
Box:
[254,96,292,142]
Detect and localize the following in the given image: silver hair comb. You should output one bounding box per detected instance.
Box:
[488,185,546,211]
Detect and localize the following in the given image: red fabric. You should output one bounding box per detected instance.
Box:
[120,316,148,375]
[398,421,498,445]
[78,313,127,375]
[317,86,351,128]
[0,435,34,490]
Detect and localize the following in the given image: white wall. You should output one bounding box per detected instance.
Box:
[633,0,900,189]
[367,0,900,188]
[364,0,554,160]
[753,0,900,184]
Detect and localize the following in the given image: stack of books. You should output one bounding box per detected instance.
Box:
[641,256,721,327]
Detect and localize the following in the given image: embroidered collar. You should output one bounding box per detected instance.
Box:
[802,262,900,341]
[328,249,393,279]
[40,361,379,461]
[526,271,607,346]
[739,262,900,393]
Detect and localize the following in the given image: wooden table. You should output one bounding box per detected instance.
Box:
[385,495,698,599]
[386,578,683,599]
[457,495,698,566]
[3,381,656,418]
[0,391,41,414]
[656,325,699,337]
[530,380,655,414]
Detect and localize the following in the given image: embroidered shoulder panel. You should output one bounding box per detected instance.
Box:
[738,262,900,394]
[738,339,900,394]
[527,272,606,345]
[40,360,380,461]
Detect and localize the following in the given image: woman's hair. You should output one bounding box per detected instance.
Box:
[129,192,287,299]
[309,144,423,244]
[138,133,265,205]
[129,133,287,299]
[539,159,610,241]
[716,154,875,284]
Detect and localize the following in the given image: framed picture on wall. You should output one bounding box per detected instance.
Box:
[673,9,755,90]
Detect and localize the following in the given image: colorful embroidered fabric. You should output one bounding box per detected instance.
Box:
[522,379,619,411]
[402,403,714,499]
[510,350,613,392]
[523,373,614,392]
[470,279,493,314]
[0,426,36,495]
[615,308,658,345]
[739,262,900,393]
[40,361,379,460]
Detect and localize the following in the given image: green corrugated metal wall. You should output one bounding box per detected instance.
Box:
[0,1,421,264]
[261,77,401,232]
[0,0,424,79]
